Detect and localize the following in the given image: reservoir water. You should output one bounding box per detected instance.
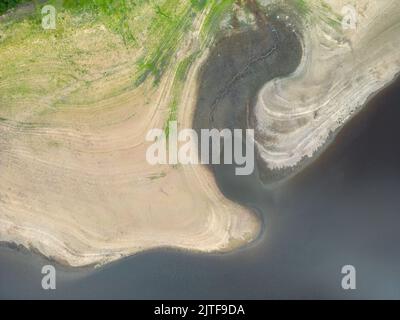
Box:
[1,24,400,299]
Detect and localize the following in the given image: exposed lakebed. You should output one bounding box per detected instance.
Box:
[2,21,400,299]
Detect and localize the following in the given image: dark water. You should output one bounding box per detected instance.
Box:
[1,24,400,299]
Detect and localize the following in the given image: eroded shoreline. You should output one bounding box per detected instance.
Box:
[2,0,400,268]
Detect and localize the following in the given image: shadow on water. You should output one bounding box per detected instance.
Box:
[1,19,400,299]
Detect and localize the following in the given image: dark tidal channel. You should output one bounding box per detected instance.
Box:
[1,22,400,299]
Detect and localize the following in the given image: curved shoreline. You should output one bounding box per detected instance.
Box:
[253,0,400,174]
[2,0,399,268]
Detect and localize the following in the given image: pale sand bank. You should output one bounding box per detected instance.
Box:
[253,0,400,170]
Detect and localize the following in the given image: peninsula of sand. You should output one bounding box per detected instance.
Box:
[0,1,261,267]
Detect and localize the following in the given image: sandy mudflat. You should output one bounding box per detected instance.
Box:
[253,0,400,170]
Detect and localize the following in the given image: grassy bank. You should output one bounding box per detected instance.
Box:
[0,0,237,127]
